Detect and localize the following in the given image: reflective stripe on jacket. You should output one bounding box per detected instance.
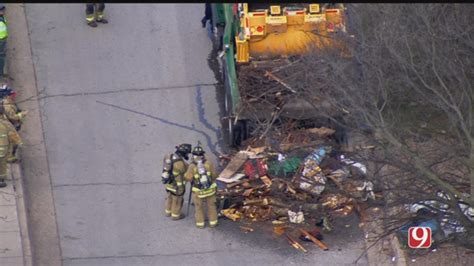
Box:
[192,182,217,198]
[0,18,7,40]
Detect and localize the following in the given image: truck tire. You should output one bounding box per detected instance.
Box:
[222,62,234,146]
[231,120,247,148]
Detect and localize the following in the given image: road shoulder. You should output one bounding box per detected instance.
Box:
[6,4,62,266]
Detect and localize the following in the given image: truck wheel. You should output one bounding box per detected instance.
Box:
[231,120,247,148]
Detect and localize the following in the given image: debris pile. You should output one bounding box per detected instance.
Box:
[236,57,335,135]
[217,130,379,252]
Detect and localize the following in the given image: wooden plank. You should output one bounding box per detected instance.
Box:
[299,229,329,251]
[217,151,249,180]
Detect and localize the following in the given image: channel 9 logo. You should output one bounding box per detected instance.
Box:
[408,227,432,248]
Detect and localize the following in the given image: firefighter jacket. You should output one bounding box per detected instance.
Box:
[162,153,188,195]
[2,97,24,124]
[0,119,22,158]
[185,159,218,199]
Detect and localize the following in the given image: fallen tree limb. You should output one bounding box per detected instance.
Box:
[264,71,297,93]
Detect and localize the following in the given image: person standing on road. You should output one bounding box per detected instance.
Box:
[161,144,192,220]
[185,144,219,228]
[201,3,213,31]
[0,84,27,132]
[85,3,108,28]
[0,104,22,188]
[0,84,26,163]
[0,5,8,79]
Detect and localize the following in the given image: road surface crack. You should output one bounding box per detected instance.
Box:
[53,181,159,188]
[17,83,218,104]
[63,248,243,261]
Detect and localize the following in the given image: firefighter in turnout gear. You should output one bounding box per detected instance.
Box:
[162,143,191,220]
[0,104,22,188]
[185,144,218,228]
[0,85,28,131]
[0,85,26,163]
[85,3,108,28]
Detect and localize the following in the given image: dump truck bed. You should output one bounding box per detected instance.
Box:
[236,58,337,121]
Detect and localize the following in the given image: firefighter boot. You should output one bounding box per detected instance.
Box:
[96,17,108,24]
[87,20,98,28]
[97,9,108,24]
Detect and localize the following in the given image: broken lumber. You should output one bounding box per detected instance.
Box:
[273,225,288,236]
[217,151,249,181]
[299,229,329,251]
[239,226,254,233]
[286,234,308,253]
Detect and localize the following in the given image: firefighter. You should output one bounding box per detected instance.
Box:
[0,84,28,132]
[0,104,22,188]
[161,143,192,220]
[201,3,213,32]
[185,144,219,228]
[85,3,108,28]
[0,5,8,79]
[0,85,26,163]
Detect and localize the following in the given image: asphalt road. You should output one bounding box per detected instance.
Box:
[24,4,368,265]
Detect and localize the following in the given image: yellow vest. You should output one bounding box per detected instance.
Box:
[0,17,8,40]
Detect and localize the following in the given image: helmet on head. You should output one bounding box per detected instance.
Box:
[175,143,192,159]
[192,145,205,156]
[0,84,12,98]
[176,143,192,154]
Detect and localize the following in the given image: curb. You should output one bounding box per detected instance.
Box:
[10,163,33,266]
[6,3,63,266]
[4,4,33,266]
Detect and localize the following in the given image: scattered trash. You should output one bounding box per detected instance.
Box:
[274,225,288,236]
[260,175,272,187]
[299,228,324,242]
[306,127,336,138]
[221,208,242,221]
[305,147,327,165]
[239,226,254,233]
[299,229,329,250]
[340,155,367,175]
[286,234,308,253]
[215,117,378,253]
[288,208,305,224]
